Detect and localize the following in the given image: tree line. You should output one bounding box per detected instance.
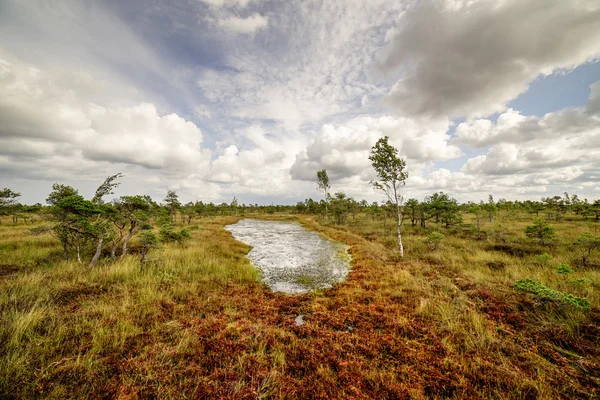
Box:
[1,135,599,265]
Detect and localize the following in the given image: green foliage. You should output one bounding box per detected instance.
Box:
[405,198,420,227]
[331,192,349,225]
[139,230,158,245]
[424,192,462,228]
[369,136,408,189]
[425,231,445,251]
[164,190,181,223]
[525,219,556,245]
[56,195,100,217]
[515,278,590,311]
[159,224,190,243]
[570,278,591,286]
[138,230,158,263]
[0,188,21,207]
[369,136,408,256]
[316,169,330,193]
[573,232,600,265]
[481,195,497,222]
[92,173,123,205]
[556,263,573,274]
[45,184,78,206]
[317,169,330,218]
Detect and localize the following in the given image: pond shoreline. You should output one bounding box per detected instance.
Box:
[225,218,351,295]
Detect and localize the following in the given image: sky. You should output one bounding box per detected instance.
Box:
[1,0,600,205]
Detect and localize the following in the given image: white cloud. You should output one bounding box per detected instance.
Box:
[2,0,600,205]
[456,81,600,178]
[217,13,269,34]
[0,54,211,197]
[290,115,461,181]
[379,0,600,119]
[199,0,253,8]
[197,0,404,128]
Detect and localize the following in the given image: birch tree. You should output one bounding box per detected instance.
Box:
[316,169,330,219]
[369,136,408,257]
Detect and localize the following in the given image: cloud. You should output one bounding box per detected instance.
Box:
[196,0,403,128]
[217,13,269,34]
[199,0,253,8]
[290,115,460,181]
[2,0,600,205]
[0,54,210,183]
[379,0,600,119]
[455,80,600,177]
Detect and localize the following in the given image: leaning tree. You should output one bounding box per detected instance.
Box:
[369,136,409,257]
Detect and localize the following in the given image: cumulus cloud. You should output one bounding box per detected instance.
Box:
[204,123,305,199]
[456,80,600,177]
[379,0,600,119]
[290,115,460,181]
[0,54,210,188]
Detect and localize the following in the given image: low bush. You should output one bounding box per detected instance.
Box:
[515,278,590,311]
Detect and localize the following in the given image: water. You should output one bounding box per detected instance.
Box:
[225,219,351,294]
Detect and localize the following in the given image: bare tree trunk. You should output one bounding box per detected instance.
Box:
[88,237,103,267]
[110,244,117,261]
[120,227,135,260]
[76,244,82,264]
[62,242,69,261]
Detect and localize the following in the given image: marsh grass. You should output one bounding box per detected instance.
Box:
[0,213,599,398]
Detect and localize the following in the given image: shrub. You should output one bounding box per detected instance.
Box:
[524,219,556,245]
[139,230,158,264]
[573,232,600,266]
[425,231,445,251]
[514,278,590,311]
[159,225,191,243]
[556,263,572,274]
[570,278,590,286]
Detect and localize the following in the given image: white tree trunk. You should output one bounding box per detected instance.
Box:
[88,237,103,267]
[393,185,404,258]
[324,190,328,220]
[120,230,135,260]
[396,202,404,258]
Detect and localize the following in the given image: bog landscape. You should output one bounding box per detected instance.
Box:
[2,0,600,399]
[1,155,600,398]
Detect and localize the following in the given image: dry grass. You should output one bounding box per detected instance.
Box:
[0,212,599,399]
